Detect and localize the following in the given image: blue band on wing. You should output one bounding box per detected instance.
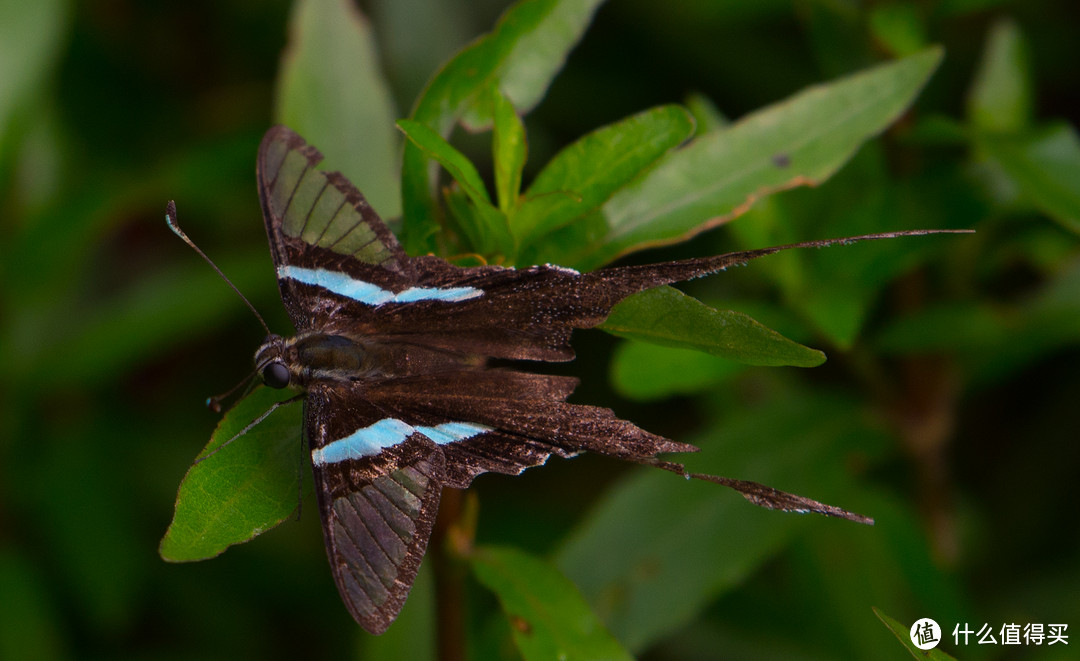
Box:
[279,265,483,305]
[312,418,493,465]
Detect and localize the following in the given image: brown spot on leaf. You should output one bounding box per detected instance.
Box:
[509,614,532,635]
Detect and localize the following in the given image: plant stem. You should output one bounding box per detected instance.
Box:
[432,487,466,661]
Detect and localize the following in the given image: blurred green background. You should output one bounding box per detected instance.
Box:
[1,0,1078,659]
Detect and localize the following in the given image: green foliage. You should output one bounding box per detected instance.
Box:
[600,286,825,368]
[873,609,958,660]
[470,546,634,661]
[400,0,606,252]
[2,0,1078,659]
[160,386,302,562]
[275,0,401,218]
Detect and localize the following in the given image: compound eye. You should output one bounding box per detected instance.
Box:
[262,361,291,389]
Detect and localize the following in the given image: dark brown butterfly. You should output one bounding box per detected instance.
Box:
[204,125,960,634]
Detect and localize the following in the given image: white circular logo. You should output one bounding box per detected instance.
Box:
[910,618,942,650]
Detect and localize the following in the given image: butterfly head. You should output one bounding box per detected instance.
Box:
[254,334,294,389]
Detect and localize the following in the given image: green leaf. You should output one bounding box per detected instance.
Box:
[401,0,605,253]
[966,18,1033,134]
[515,104,694,250]
[869,4,929,57]
[683,93,729,135]
[441,185,510,257]
[0,0,68,143]
[398,119,493,206]
[159,387,302,563]
[980,123,1080,234]
[610,341,742,402]
[470,546,634,661]
[459,0,607,130]
[557,386,880,651]
[873,608,958,660]
[492,87,528,215]
[275,0,400,219]
[397,118,514,255]
[538,48,944,270]
[599,286,825,367]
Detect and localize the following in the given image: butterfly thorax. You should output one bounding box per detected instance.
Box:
[255,332,387,389]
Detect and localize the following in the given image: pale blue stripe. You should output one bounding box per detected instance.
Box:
[311,418,494,466]
[312,418,414,465]
[413,422,493,445]
[279,265,482,305]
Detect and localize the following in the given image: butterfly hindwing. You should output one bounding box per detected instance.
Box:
[362,369,696,488]
[305,384,445,634]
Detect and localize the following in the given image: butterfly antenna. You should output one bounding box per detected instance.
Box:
[165,201,273,336]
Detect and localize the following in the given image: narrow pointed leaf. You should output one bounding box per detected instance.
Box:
[492,87,527,215]
[470,546,634,661]
[397,118,515,254]
[398,119,493,206]
[159,386,302,562]
[599,286,825,367]
[966,19,1032,134]
[538,48,944,269]
[276,0,400,218]
[873,608,959,660]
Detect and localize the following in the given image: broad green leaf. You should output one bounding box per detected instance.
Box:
[276,0,400,218]
[599,286,825,367]
[537,48,944,270]
[966,18,1032,134]
[470,546,634,661]
[981,123,1080,234]
[515,105,694,250]
[557,387,880,651]
[610,341,742,401]
[159,386,302,562]
[492,87,527,215]
[397,118,514,255]
[402,0,605,253]
[459,0,606,130]
[873,608,958,660]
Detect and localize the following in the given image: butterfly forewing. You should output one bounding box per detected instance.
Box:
[257,126,411,328]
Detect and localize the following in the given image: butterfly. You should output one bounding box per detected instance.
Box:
[179,125,960,634]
